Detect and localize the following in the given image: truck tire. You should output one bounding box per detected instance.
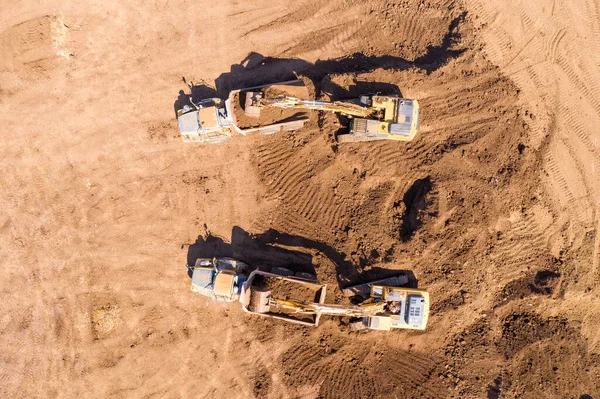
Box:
[295,272,317,281]
[271,267,294,277]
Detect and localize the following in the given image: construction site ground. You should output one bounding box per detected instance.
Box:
[1,0,600,398]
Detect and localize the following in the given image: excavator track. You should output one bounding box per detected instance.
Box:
[336,134,387,143]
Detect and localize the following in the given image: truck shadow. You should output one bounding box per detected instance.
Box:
[186,226,417,289]
[180,51,410,107]
[185,226,315,278]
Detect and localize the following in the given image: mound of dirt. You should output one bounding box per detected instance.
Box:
[262,276,319,303]
[497,311,569,359]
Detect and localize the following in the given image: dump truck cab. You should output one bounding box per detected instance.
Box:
[177,98,232,143]
[190,257,248,302]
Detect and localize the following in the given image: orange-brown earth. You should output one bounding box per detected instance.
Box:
[1,0,599,398]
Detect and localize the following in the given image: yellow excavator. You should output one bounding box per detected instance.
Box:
[246,90,420,143]
[177,80,420,143]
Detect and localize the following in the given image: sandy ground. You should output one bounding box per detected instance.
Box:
[1,0,600,398]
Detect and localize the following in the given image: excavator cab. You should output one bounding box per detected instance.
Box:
[343,96,420,142]
[353,286,429,331]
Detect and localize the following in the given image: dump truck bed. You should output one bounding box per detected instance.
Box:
[226,80,310,135]
[240,270,327,327]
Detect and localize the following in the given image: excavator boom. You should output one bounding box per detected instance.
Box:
[269,298,386,317]
[250,90,420,142]
[257,96,378,119]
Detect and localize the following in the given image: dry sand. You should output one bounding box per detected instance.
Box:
[1,0,599,398]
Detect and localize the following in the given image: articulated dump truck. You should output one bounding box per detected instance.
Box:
[189,257,429,331]
[177,79,420,144]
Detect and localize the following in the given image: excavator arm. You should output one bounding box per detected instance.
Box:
[269,297,386,317]
[256,96,381,119]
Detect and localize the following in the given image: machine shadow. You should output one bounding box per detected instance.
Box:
[175,10,466,113]
[186,226,315,278]
[186,226,417,289]
[209,52,412,100]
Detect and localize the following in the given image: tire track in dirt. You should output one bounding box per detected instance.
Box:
[543,140,594,226]
[279,327,447,399]
[241,0,459,61]
[277,21,366,59]
[468,0,600,265]
[240,0,367,59]
[320,361,379,399]
[593,211,600,282]
[252,135,349,236]
[241,0,333,37]
[489,210,555,285]
[561,106,600,163]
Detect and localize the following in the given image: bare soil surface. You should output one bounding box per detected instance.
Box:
[1,0,599,398]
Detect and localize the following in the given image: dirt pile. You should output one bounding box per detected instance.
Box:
[262,276,319,302]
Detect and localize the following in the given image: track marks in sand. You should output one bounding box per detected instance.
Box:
[280,334,445,399]
[240,0,367,59]
[320,361,380,399]
[253,137,348,235]
[490,208,556,285]
[544,140,594,226]
[469,0,600,242]
[240,0,459,60]
[375,350,447,398]
[544,27,566,63]
[0,15,71,72]
[280,342,331,386]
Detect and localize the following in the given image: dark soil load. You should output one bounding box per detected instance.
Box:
[251,275,320,303]
[232,91,310,129]
[264,277,319,303]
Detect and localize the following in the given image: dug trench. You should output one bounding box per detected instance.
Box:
[205,4,600,399]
